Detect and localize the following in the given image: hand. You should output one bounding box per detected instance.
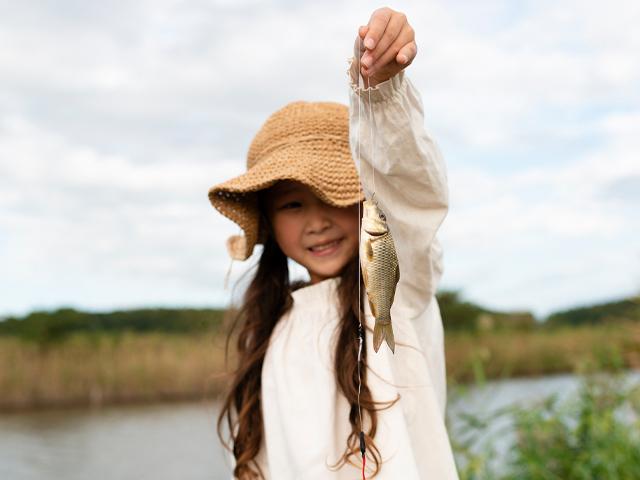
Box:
[353,7,417,88]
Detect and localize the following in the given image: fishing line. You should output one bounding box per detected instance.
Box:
[355,33,367,480]
[355,31,378,480]
[368,68,376,196]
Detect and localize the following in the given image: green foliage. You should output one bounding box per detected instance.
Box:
[0,307,225,345]
[449,406,503,480]
[546,298,640,327]
[452,374,640,480]
[437,290,486,331]
[437,290,536,332]
[438,289,640,332]
[505,375,640,480]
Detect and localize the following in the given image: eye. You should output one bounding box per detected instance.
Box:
[280,201,301,210]
[379,212,386,221]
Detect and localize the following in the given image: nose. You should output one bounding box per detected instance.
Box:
[305,202,332,234]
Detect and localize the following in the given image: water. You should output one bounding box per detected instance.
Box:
[1,373,638,479]
[0,401,230,480]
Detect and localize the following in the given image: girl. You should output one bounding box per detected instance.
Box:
[209,7,458,480]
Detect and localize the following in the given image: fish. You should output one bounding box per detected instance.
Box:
[359,195,400,353]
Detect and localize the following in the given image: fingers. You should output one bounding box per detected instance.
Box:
[355,25,368,55]
[354,8,417,81]
[360,12,405,70]
[396,41,417,66]
[363,23,416,77]
[363,7,392,49]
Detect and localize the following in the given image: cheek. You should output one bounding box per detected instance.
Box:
[338,206,361,234]
[335,207,361,248]
[271,216,300,252]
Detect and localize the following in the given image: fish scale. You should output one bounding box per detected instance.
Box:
[359,198,400,353]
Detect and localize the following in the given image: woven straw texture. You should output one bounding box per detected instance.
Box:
[208,100,365,261]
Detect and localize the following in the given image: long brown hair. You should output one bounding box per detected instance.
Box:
[217,211,397,479]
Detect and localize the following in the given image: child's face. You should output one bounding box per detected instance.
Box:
[262,180,361,284]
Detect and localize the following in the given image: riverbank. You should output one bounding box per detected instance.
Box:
[445,322,640,384]
[1,323,639,411]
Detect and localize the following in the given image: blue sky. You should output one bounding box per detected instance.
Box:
[0,0,638,319]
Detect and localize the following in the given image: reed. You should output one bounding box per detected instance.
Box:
[445,322,640,386]
[0,332,232,410]
[1,323,638,411]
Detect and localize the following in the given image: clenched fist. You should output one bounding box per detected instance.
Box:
[353,7,417,87]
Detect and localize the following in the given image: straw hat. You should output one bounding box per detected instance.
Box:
[208,100,365,261]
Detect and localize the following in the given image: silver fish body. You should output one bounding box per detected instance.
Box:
[359,197,400,353]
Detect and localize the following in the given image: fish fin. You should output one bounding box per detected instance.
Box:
[373,322,396,354]
[365,239,374,261]
[373,322,384,353]
[361,264,369,290]
[389,264,400,306]
[368,298,377,318]
[385,324,396,354]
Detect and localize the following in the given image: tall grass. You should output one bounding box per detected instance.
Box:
[0,332,231,410]
[445,323,640,385]
[1,322,638,411]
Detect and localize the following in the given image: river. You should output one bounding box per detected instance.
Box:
[1,373,638,479]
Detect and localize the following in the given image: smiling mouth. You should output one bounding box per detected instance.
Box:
[308,238,343,253]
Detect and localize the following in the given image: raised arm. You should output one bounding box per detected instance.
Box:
[347,59,449,316]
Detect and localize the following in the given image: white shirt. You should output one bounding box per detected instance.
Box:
[254,59,459,479]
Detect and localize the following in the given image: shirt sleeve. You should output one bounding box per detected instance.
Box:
[346,56,449,318]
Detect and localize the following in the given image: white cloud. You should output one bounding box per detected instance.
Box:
[440,108,640,316]
[0,114,248,313]
[416,0,640,150]
[0,0,638,316]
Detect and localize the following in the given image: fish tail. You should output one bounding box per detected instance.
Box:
[384,324,395,353]
[373,322,396,354]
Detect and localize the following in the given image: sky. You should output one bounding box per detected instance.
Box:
[0,0,638,319]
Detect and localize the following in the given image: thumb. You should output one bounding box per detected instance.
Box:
[358,25,368,39]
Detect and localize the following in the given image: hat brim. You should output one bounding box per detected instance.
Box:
[208,140,365,260]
